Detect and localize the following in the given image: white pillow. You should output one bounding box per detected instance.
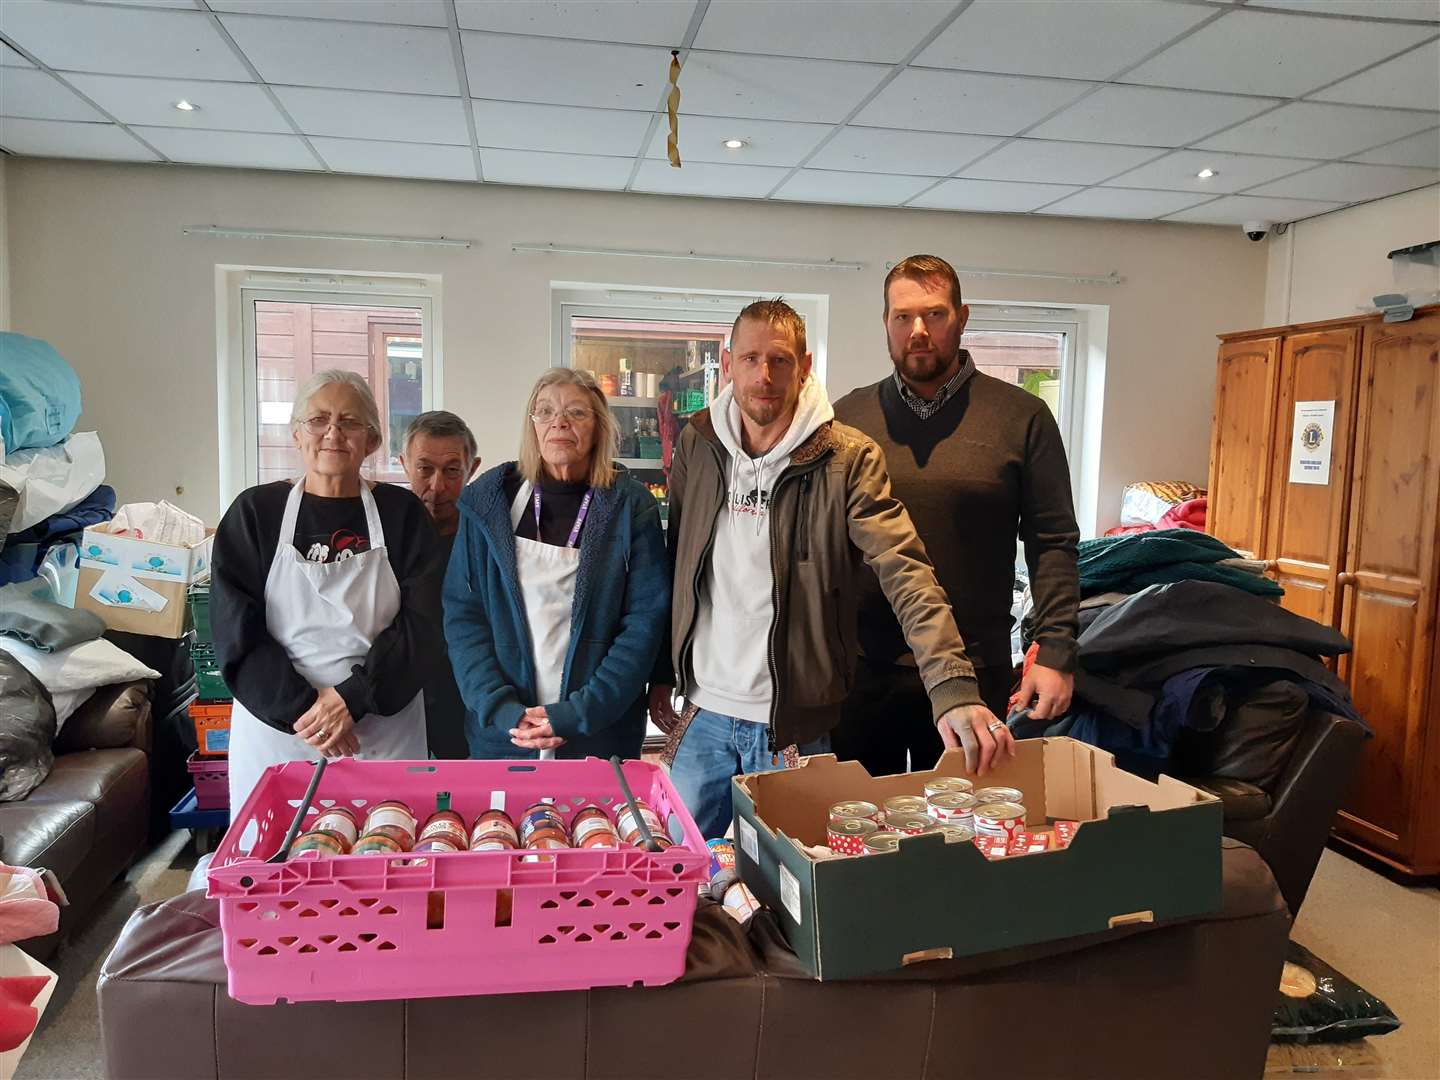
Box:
[0,637,160,694]
[50,686,97,733]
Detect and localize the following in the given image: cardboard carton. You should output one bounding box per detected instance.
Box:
[731,738,1222,980]
[74,523,214,638]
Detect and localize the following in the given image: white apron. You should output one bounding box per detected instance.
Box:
[228,479,427,809]
[511,482,588,761]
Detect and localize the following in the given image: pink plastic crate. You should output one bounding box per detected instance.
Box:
[187,752,229,811]
[206,757,708,1005]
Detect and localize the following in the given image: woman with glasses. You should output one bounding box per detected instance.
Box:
[443,368,670,761]
[212,369,441,808]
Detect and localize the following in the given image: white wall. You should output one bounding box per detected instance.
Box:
[0,155,10,332]
[1264,185,1440,326]
[5,158,1268,530]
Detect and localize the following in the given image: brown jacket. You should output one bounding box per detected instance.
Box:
[658,410,980,754]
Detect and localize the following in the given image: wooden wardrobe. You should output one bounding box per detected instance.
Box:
[1208,305,1440,878]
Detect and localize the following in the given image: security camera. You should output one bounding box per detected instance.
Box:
[1243,221,1272,242]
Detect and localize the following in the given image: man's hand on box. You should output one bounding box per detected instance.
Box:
[936,705,1016,774]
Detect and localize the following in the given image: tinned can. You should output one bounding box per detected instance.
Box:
[882,795,930,817]
[360,824,414,852]
[883,812,932,836]
[927,792,978,826]
[863,833,901,855]
[721,881,762,924]
[829,800,881,824]
[937,824,975,844]
[706,838,738,898]
[973,801,1026,839]
[418,810,468,851]
[362,800,417,849]
[519,802,570,846]
[572,806,620,850]
[353,831,406,856]
[616,799,667,849]
[311,807,360,848]
[973,786,1024,806]
[288,829,347,859]
[827,816,878,856]
[923,776,974,799]
[470,809,519,850]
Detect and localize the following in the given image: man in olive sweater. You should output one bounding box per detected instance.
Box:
[832,254,1080,775]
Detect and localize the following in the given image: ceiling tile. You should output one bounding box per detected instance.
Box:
[275,86,469,144]
[1164,193,1344,225]
[0,1,251,81]
[679,51,891,124]
[1351,126,1440,166]
[1197,100,1437,158]
[310,137,476,180]
[1031,85,1278,146]
[772,169,936,206]
[63,73,293,132]
[1,43,33,68]
[208,1,450,27]
[695,0,949,63]
[463,34,671,110]
[1040,187,1212,219]
[134,126,321,169]
[808,127,1003,175]
[1247,161,1439,201]
[1125,9,1433,97]
[855,69,1092,136]
[0,69,106,122]
[917,0,1214,81]
[1312,41,1440,111]
[473,100,652,156]
[0,117,159,160]
[631,158,790,198]
[1103,149,1322,193]
[908,178,1082,212]
[77,0,199,7]
[455,1,695,46]
[959,139,1164,185]
[645,114,830,166]
[480,148,634,190]
[219,14,459,94]
[1246,1,1439,20]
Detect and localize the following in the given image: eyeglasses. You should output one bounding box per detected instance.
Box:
[531,406,595,425]
[300,415,369,436]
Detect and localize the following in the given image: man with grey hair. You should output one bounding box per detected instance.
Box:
[402,410,481,758]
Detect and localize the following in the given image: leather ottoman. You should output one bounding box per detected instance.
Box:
[98,839,1287,1080]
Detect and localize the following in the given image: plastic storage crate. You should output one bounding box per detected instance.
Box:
[207,757,708,1005]
[190,702,231,756]
[187,583,213,645]
[191,643,231,702]
[188,751,229,810]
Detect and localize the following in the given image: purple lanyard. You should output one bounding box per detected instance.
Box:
[533,486,594,549]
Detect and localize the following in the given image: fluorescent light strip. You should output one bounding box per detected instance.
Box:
[513,242,863,272]
[183,225,473,248]
[884,262,1124,287]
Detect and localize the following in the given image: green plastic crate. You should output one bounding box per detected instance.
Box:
[188,584,213,645]
[190,642,231,703]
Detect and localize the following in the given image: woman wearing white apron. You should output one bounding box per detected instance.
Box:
[211,370,442,809]
[443,369,670,761]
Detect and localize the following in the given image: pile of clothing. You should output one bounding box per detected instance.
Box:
[1104,479,1207,537]
[0,333,115,592]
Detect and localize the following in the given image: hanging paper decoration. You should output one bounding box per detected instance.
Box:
[667,50,682,168]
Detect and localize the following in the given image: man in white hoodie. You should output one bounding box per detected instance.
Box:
[651,299,1012,839]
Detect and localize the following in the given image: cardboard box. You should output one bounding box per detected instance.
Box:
[731,738,1223,980]
[74,523,214,638]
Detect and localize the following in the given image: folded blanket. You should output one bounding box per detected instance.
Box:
[1078,528,1283,598]
[0,583,104,651]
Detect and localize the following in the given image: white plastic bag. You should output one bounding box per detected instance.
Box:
[0,431,105,534]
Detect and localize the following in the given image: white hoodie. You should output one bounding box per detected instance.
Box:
[688,376,835,723]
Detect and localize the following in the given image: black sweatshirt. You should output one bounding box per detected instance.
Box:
[833,370,1081,674]
[211,480,443,733]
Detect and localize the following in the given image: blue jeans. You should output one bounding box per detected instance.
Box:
[669,709,830,840]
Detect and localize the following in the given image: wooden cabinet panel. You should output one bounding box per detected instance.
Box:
[1265,329,1360,627]
[1208,336,1280,556]
[1337,314,1440,860]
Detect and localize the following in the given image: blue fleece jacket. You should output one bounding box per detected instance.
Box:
[442,462,671,759]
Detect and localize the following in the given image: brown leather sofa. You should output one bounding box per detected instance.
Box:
[4,680,153,961]
[99,839,1287,1080]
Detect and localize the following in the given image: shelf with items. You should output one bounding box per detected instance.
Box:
[616,457,665,470]
[606,396,660,409]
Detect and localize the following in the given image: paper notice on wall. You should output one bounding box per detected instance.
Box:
[1288,400,1336,486]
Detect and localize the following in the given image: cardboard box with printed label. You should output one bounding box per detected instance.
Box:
[74,523,214,638]
[731,738,1223,981]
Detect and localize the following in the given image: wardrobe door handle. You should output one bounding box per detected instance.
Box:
[1337,572,1356,588]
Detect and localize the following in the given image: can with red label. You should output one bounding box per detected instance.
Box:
[973,786,1024,806]
[924,776,974,798]
[827,816,877,856]
[572,806,620,849]
[974,801,1026,839]
[721,881,762,924]
[882,795,929,817]
[883,812,932,836]
[288,829,348,859]
[519,802,570,846]
[311,807,360,848]
[829,799,881,824]
[470,809,519,850]
[863,832,901,855]
[927,791,978,826]
[362,800,417,849]
[705,838,738,897]
[418,810,468,852]
[616,798,667,849]
[937,824,975,844]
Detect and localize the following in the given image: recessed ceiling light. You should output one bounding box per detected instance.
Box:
[174,100,199,112]
[722,138,747,150]
[1196,168,1217,179]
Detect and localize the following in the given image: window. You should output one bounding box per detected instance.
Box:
[240,285,435,489]
[962,309,1079,455]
